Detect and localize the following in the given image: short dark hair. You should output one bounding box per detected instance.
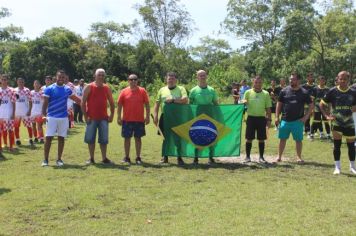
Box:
[166,72,176,78]
[318,76,326,81]
[56,70,66,75]
[17,77,24,82]
[45,75,52,80]
[1,74,9,80]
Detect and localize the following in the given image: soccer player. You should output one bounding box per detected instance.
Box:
[310,76,331,140]
[41,70,80,167]
[41,76,52,91]
[189,70,219,165]
[82,69,115,164]
[31,80,44,143]
[117,74,150,165]
[320,71,356,175]
[275,73,314,163]
[0,74,16,152]
[302,72,316,138]
[64,75,76,128]
[243,76,272,163]
[14,77,33,146]
[153,72,188,165]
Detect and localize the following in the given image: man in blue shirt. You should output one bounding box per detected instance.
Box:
[41,70,80,167]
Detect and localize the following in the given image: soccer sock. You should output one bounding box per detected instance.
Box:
[335,161,341,170]
[27,127,33,139]
[350,161,355,169]
[347,142,355,162]
[311,122,317,135]
[246,142,252,158]
[9,131,14,149]
[3,131,7,146]
[258,142,265,158]
[0,132,2,150]
[33,127,38,138]
[38,130,44,139]
[333,139,342,161]
[14,127,20,140]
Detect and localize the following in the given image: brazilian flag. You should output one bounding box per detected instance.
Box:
[162,104,244,158]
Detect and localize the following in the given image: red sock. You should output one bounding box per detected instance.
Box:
[27,127,33,139]
[15,127,20,140]
[9,131,14,149]
[38,130,44,139]
[0,131,2,150]
[3,131,7,146]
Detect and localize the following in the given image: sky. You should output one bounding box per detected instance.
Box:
[0,0,248,49]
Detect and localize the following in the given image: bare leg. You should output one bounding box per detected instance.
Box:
[124,138,131,158]
[99,144,107,160]
[57,136,65,160]
[134,137,142,157]
[88,143,95,160]
[296,141,303,161]
[44,136,53,161]
[277,139,287,162]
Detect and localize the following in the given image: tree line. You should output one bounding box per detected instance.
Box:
[0,0,355,95]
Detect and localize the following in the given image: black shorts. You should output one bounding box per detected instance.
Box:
[313,112,327,121]
[245,116,267,140]
[271,106,276,113]
[332,125,355,138]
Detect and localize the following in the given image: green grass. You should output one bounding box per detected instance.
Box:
[0,117,356,236]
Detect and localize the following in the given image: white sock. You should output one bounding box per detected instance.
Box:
[350,161,355,169]
[335,161,341,169]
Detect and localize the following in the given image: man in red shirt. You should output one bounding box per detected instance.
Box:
[117,74,150,164]
[81,68,115,164]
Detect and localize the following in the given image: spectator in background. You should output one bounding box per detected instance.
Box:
[231,82,240,104]
[74,79,85,123]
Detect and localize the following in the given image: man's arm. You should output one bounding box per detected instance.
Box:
[27,100,33,117]
[266,107,272,128]
[81,85,91,123]
[301,102,314,123]
[275,101,282,127]
[320,101,334,120]
[117,104,122,126]
[145,103,150,125]
[42,96,49,117]
[107,87,115,123]
[153,101,160,126]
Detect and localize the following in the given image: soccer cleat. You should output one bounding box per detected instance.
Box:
[135,157,142,165]
[333,168,341,175]
[259,157,267,163]
[39,139,45,144]
[16,140,21,146]
[34,138,39,143]
[350,168,356,175]
[122,157,131,164]
[56,159,64,167]
[41,160,49,167]
[160,156,168,164]
[177,157,185,165]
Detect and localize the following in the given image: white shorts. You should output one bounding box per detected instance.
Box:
[46,117,69,138]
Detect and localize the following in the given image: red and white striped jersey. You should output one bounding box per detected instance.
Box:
[0,87,16,119]
[31,90,44,116]
[14,87,32,117]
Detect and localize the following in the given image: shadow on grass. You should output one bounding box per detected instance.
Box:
[52,162,129,171]
[299,161,334,168]
[93,162,129,171]
[140,160,294,170]
[0,188,11,195]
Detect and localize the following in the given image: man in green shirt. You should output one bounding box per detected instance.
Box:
[189,70,219,165]
[153,72,188,165]
[243,76,272,163]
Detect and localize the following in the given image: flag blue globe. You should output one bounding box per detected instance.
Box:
[189,119,218,146]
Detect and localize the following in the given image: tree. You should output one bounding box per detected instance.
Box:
[135,0,194,52]
[88,21,131,47]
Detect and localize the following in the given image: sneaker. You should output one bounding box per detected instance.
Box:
[41,160,49,167]
[86,159,95,165]
[259,157,267,163]
[244,157,251,163]
[193,157,199,165]
[160,156,168,164]
[56,159,64,167]
[135,157,142,165]
[34,138,39,143]
[350,167,356,175]
[121,157,131,164]
[333,168,341,175]
[208,157,215,165]
[16,140,21,146]
[308,134,314,140]
[177,157,185,165]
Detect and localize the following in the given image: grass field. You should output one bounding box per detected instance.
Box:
[0,116,356,235]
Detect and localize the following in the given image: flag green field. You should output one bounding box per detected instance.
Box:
[162,104,244,158]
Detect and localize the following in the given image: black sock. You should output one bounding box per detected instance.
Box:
[324,122,331,134]
[333,140,342,161]
[258,142,265,158]
[347,142,355,162]
[246,142,252,158]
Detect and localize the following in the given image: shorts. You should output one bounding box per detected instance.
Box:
[313,112,327,122]
[31,115,44,123]
[46,117,69,138]
[332,125,355,139]
[271,106,276,113]
[122,121,145,138]
[84,119,109,144]
[0,119,14,131]
[245,116,267,140]
[278,120,304,141]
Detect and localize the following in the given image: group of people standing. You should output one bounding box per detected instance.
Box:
[1,68,355,175]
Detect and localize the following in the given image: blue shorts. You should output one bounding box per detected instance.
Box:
[122,121,145,138]
[278,120,304,141]
[84,120,109,144]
